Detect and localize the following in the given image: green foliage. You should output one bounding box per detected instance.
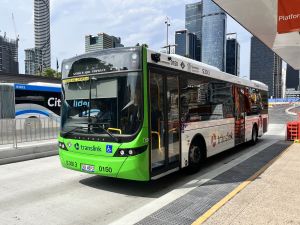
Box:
[42,68,62,78]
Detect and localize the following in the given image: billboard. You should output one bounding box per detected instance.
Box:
[278,0,300,34]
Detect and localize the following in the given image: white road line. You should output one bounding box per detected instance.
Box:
[108,139,278,225]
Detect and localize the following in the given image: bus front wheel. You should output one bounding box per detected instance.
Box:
[186,144,203,173]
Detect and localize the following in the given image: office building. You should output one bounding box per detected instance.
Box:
[24,48,43,75]
[226,36,240,76]
[85,33,124,53]
[175,30,197,60]
[286,64,300,91]
[185,2,202,61]
[250,36,282,98]
[34,0,51,69]
[0,35,19,74]
[201,0,227,71]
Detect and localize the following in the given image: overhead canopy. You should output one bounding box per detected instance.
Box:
[213,0,300,70]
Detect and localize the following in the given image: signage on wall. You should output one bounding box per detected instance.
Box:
[278,0,300,34]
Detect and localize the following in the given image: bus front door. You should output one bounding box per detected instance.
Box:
[149,71,180,177]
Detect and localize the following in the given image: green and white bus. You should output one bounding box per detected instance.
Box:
[59,46,268,181]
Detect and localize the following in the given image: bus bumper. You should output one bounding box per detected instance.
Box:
[59,149,149,181]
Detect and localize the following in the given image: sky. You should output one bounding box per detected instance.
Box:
[0,0,251,77]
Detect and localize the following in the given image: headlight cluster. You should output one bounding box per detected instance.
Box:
[58,142,68,150]
[114,145,148,157]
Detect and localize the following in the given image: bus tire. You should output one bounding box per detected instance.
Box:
[250,125,258,145]
[186,143,204,173]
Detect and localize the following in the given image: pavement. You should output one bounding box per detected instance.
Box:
[0,139,58,165]
[203,143,300,225]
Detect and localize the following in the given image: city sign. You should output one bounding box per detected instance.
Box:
[278,0,300,34]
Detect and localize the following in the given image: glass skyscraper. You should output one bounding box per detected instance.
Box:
[250,36,282,98]
[185,2,202,61]
[201,0,227,71]
[226,37,240,76]
[286,64,300,91]
[175,30,197,60]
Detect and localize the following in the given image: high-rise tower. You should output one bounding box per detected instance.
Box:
[34,0,51,69]
[185,2,202,61]
[250,36,282,98]
[201,0,227,71]
[226,35,240,76]
[0,35,19,74]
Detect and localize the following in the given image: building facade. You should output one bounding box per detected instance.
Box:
[24,48,43,75]
[175,30,197,60]
[185,2,202,61]
[34,0,51,69]
[226,37,240,76]
[0,35,19,74]
[250,36,282,98]
[201,0,227,71]
[85,33,124,53]
[286,64,300,91]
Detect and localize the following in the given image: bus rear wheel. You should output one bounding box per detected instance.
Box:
[250,125,258,145]
[186,144,203,173]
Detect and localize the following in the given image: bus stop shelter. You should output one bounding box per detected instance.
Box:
[213,0,300,70]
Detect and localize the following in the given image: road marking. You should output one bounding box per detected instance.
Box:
[191,143,294,225]
[108,139,277,225]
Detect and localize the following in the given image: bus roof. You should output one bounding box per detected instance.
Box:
[14,83,61,93]
[147,49,268,91]
[28,82,61,88]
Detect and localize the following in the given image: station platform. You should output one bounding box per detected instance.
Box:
[110,141,299,225]
[202,142,300,225]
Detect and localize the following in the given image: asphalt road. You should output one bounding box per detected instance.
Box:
[268,105,298,124]
[0,105,294,225]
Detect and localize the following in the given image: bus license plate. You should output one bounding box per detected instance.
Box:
[81,164,95,172]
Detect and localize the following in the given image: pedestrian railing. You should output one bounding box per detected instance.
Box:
[0,118,60,148]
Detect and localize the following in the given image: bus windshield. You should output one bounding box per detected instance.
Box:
[61,72,142,138]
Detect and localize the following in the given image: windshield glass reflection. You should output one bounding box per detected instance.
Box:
[61,72,142,137]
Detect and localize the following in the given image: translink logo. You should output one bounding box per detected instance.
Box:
[74,143,101,152]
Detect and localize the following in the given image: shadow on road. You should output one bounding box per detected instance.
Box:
[79,141,265,198]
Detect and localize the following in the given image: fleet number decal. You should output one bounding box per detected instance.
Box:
[66,160,77,168]
[99,166,112,173]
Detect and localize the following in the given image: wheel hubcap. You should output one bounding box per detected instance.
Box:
[253,129,257,142]
[190,146,201,163]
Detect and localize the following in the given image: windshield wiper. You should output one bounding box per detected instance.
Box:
[88,122,119,142]
[68,122,119,142]
[61,125,88,137]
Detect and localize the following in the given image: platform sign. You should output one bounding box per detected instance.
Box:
[278,0,300,34]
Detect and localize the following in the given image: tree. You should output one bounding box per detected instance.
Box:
[42,68,61,78]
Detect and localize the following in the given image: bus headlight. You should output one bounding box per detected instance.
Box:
[114,145,148,157]
[58,141,68,150]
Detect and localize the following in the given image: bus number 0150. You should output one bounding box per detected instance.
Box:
[99,166,112,173]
